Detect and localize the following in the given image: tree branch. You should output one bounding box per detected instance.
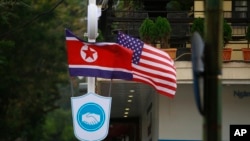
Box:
[0,0,64,38]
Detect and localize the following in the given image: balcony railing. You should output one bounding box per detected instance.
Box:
[107,10,249,39]
[103,10,250,62]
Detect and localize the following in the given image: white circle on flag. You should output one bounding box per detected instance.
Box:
[80,45,98,63]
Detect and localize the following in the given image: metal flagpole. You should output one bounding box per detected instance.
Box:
[87,0,99,93]
[203,0,223,141]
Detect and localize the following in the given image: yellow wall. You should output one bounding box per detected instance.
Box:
[194,1,204,18]
[194,0,232,18]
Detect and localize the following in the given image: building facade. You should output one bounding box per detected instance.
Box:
[95,0,250,140]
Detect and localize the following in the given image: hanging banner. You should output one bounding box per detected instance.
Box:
[71,92,112,141]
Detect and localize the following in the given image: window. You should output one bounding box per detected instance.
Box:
[233,0,248,18]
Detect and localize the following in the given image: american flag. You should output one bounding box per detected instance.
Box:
[117,32,177,98]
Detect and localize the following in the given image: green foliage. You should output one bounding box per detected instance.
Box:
[0,0,89,140]
[191,17,204,38]
[191,18,232,46]
[155,16,171,38]
[166,0,193,11]
[246,25,250,41]
[0,40,15,65]
[245,24,250,47]
[223,20,232,45]
[96,29,105,41]
[246,24,250,48]
[114,0,143,11]
[139,18,157,44]
[155,16,172,48]
[139,17,172,47]
[166,0,181,11]
[42,109,77,141]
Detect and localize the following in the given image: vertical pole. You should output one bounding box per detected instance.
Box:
[87,0,98,93]
[203,0,223,141]
[87,77,95,93]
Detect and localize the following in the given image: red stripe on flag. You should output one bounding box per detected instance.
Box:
[117,32,177,98]
[133,44,176,97]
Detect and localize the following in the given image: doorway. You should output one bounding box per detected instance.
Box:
[104,118,140,141]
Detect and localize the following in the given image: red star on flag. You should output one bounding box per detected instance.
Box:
[83,46,96,60]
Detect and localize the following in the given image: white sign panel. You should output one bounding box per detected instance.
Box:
[71,92,112,141]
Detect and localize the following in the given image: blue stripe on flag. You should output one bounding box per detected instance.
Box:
[69,68,133,80]
[65,29,84,42]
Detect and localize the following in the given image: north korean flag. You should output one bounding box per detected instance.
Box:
[65,29,133,80]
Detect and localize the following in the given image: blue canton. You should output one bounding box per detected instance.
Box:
[117,32,144,65]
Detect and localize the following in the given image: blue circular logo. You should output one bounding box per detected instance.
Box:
[77,103,105,132]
